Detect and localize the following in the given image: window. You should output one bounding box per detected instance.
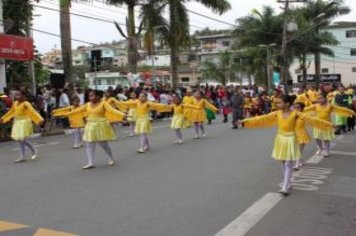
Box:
[351,49,356,56]
[352,67,356,73]
[321,68,329,73]
[181,77,190,82]
[346,30,356,38]
[295,69,302,74]
[222,41,230,47]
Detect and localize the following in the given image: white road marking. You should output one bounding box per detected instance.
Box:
[336,135,345,140]
[306,155,324,164]
[330,150,356,156]
[215,193,283,236]
[12,142,60,151]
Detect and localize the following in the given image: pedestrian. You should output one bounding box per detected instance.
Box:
[127,92,138,137]
[304,93,354,157]
[185,91,218,139]
[241,95,332,195]
[333,86,352,134]
[230,88,244,129]
[121,92,170,153]
[221,96,230,123]
[64,90,125,169]
[293,102,310,170]
[168,95,190,144]
[0,90,44,163]
[52,96,85,149]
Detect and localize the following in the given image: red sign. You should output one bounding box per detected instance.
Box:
[0,34,34,61]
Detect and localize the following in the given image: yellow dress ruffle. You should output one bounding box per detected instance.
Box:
[186,99,218,123]
[313,128,335,141]
[272,133,301,161]
[83,117,116,142]
[11,117,34,140]
[170,114,186,129]
[127,108,137,122]
[135,115,152,134]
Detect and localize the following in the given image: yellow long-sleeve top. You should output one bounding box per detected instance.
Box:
[1,101,43,125]
[52,106,85,128]
[192,98,218,112]
[307,90,318,103]
[304,104,355,122]
[243,110,332,134]
[182,96,194,105]
[65,101,125,123]
[106,97,128,112]
[168,103,199,115]
[121,100,170,118]
[295,93,311,107]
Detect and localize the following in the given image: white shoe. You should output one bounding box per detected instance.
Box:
[137,148,145,153]
[193,135,200,139]
[144,145,150,151]
[177,140,183,145]
[277,188,290,196]
[31,149,38,160]
[202,133,206,138]
[128,133,135,137]
[72,145,80,149]
[82,164,95,169]
[107,160,115,166]
[14,158,26,163]
[174,140,179,144]
[316,149,322,156]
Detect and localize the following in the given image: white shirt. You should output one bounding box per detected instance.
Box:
[77,93,85,105]
[59,93,70,107]
[117,93,128,101]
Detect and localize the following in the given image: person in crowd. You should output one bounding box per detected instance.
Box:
[53,96,86,149]
[0,90,44,163]
[241,95,332,195]
[333,86,352,134]
[230,88,244,129]
[58,88,70,128]
[62,90,125,169]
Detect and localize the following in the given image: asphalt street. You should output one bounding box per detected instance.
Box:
[0,118,355,236]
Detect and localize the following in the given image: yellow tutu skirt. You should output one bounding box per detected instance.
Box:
[296,130,310,144]
[183,110,192,127]
[83,117,116,142]
[272,133,301,161]
[313,128,334,141]
[11,117,33,141]
[187,110,206,123]
[127,109,137,122]
[135,115,152,134]
[171,114,187,129]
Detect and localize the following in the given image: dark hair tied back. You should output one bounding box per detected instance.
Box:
[280,94,297,106]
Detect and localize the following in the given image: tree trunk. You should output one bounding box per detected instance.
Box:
[169,2,179,88]
[314,52,321,88]
[302,53,307,89]
[127,4,137,74]
[59,1,73,83]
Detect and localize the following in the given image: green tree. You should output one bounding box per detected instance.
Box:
[299,0,350,86]
[142,0,231,87]
[201,51,237,86]
[233,6,283,85]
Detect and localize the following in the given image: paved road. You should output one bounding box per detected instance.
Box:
[0,119,355,236]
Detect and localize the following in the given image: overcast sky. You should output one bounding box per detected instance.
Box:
[33,0,356,53]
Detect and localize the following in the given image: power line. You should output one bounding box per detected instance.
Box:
[186,9,235,27]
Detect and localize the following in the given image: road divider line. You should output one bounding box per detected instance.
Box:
[330,150,356,156]
[0,221,28,232]
[215,193,283,236]
[34,228,79,236]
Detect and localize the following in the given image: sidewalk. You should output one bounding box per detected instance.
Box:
[247,132,356,236]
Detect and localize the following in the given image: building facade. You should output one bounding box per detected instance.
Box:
[290,21,356,85]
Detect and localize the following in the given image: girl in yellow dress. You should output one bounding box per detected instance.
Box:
[304,93,354,157]
[182,89,194,128]
[293,102,310,170]
[186,91,218,139]
[167,94,191,144]
[121,92,170,153]
[64,90,125,169]
[0,90,44,163]
[241,95,332,195]
[52,97,85,149]
[126,92,138,137]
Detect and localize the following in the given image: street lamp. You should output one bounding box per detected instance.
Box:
[259,43,277,93]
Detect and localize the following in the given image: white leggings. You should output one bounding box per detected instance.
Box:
[85,141,114,165]
[18,139,35,160]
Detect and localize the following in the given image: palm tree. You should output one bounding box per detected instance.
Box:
[201,51,237,86]
[59,0,73,82]
[299,0,350,86]
[233,6,283,86]
[142,0,231,87]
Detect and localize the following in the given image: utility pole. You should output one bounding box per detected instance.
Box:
[93,57,98,90]
[0,0,6,93]
[278,0,306,91]
[27,14,37,95]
